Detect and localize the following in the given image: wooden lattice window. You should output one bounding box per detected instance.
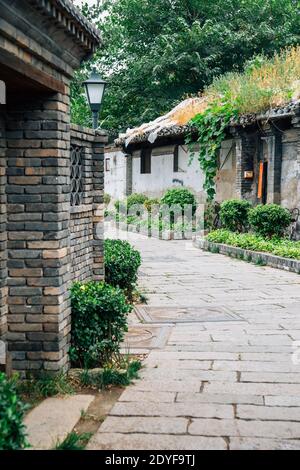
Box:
[70,145,84,206]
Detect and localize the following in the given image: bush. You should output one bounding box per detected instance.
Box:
[70,281,131,368]
[104,239,141,296]
[126,193,148,209]
[161,188,196,213]
[220,199,251,232]
[249,204,291,238]
[0,373,28,450]
[114,199,126,212]
[103,193,111,206]
[144,197,160,212]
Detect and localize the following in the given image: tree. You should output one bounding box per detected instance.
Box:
[72,0,300,134]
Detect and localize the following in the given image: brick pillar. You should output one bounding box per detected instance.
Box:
[261,124,282,204]
[0,111,7,339]
[92,130,107,281]
[6,89,72,375]
[233,128,257,203]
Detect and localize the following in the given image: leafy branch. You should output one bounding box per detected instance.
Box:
[186,102,238,200]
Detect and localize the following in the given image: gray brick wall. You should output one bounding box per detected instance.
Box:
[0,111,7,338]
[0,107,106,376]
[69,125,106,283]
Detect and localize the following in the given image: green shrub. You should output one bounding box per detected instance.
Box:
[161,188,196,213]
[144,197,160,212]
[114,199,126,212]
[126,193,148,209]
[0,373,28,450]
[104,239,141,296]
[249,204,291,238]
[103,193,111,206]
[70,281,131,368]
[220,199,251,232]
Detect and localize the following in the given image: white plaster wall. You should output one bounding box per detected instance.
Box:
[104,148,127,201]
[132,145,205,200]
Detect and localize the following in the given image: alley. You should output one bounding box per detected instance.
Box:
[88,230,300,450]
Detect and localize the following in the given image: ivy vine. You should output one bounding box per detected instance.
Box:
[186,102,238,200]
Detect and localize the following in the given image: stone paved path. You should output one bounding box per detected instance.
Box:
[88,229,300,450]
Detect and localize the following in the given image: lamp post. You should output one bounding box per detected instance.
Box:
[83,69,107,129]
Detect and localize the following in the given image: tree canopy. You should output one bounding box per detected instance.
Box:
[71,0,300,135]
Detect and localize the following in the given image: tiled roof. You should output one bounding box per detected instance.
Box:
[29,0,101,49]
[115,99,300,148]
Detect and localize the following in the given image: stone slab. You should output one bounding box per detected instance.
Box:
[87,432,227,450]
[24,394,94,450]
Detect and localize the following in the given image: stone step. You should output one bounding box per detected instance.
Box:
[24,394,94,450]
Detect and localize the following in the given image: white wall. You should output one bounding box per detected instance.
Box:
[132,144,205,200]
[104,147,127,201]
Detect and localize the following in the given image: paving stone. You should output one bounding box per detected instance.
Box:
[140,370,237,382]
[119,390,176,403]
[204,381,300,396]
[213,360,300,373]
[110,402,234,419]
[189,418,300,438]
[99,416,188,434]
[87,433,227,450]
[24,394,94,450]
[265,396,300,407]
[229,438,300,450]
[176,393,264,405]
[130,379,201,392]
[240,372,300,383]
[236,405,300,421]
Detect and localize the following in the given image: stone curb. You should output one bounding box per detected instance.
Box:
[193,237,300,274]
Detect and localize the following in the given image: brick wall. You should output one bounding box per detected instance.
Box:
[69,125,106,283]
[0,111,7,338]
[5,91,71,375]
[0,101,106,376]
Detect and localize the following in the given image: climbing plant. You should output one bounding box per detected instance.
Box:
[186,102,238,200]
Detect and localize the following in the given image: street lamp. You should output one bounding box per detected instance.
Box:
[83,69,107,129]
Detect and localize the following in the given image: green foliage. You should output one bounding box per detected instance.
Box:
[220,199,252,232]
[144,197,161,212]
[161,188,196,212]
[126,193,148,209]
[249,204,292,238]
[72,0,300,132]
[104,193,111,206]
[206,229,300,260]
[104,239,141,297]
[0,373,28,450]
[79,360,142,390]
[17,372,74,403]
[70,281,131,368]
[187,102,238,200]
[55,431,92,450]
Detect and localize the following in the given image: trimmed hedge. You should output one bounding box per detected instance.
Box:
[249,204,291,238]
[220,199,251,232]
[104,239,141,297]
[161,188,196,213]
[70,281,131,368]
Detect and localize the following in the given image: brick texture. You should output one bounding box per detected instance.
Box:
[1,107,106,376]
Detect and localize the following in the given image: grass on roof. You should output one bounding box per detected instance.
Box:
[201,46,300,116]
